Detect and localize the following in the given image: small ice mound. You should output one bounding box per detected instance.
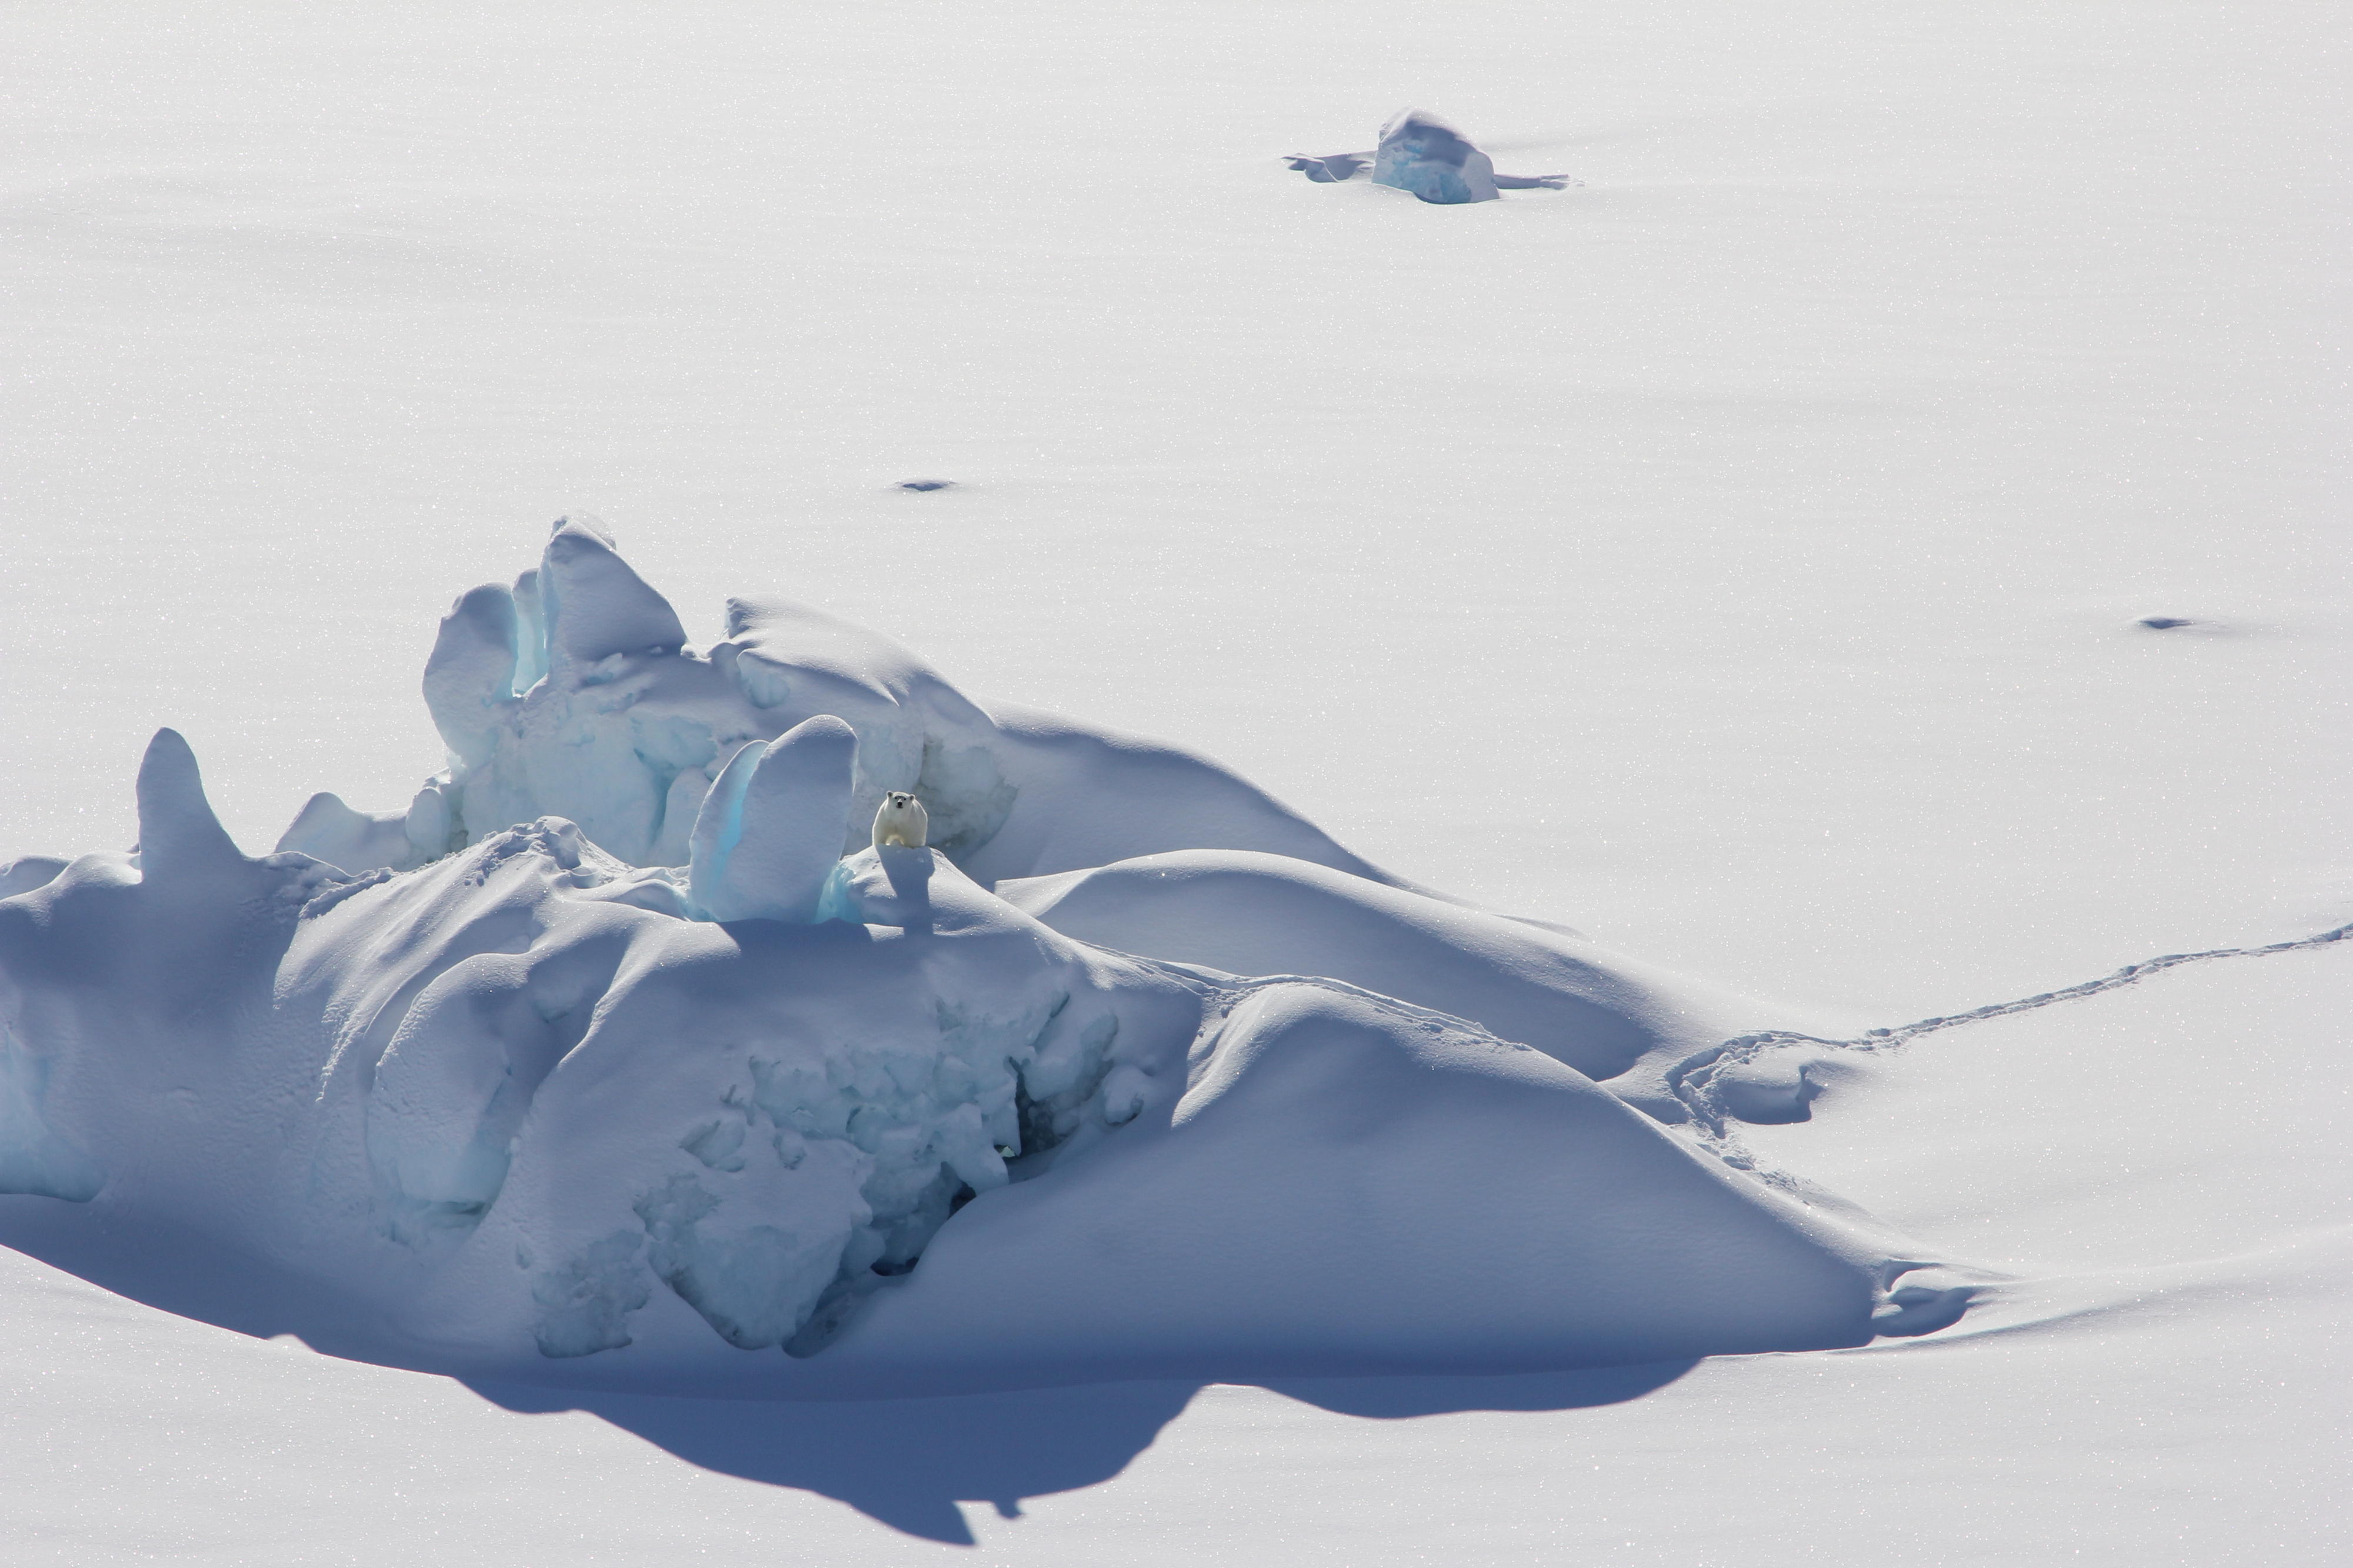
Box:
[277,790,426,875]
[995,848,1745,1083]
[1282,153,1368,184]
[423,583,525,769]
[134,727,248,880]
[688,716,859,923]
[0,856,69,900]
[829,985,1882,1381]
[1287,109,1572,204]
[1374,109,1502,204]
[896,479,956,493]
[2137,616,2194,630]
[541,515,688,672]
[1871,1272,1978,1338]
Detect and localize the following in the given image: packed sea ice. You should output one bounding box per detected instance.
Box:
[0,519,1971,1393]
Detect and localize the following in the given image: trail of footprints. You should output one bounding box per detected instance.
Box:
[1669,918,2353,1143]
[1651,917,2351,1337]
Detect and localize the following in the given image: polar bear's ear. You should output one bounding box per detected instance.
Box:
[134,729,246,880]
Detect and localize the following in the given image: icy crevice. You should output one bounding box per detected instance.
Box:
[556,986,1136,1360]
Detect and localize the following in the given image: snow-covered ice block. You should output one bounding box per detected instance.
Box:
[0,736,1182,1370]
[0,857,68,900]
[0,728,1907,1384]
[422,583,524,769]
[1287,109,1571,205]
[1373,109,1502,204]
[0,554,1961,1389]
[688,716,859,923]
[326,522,1412,884]
[824,983,1879,1384]
[278,792,414,874]
[539,515,686,672]
[998,848,1755,1083]
[134,726,247,880]
[1289,111,1562,205]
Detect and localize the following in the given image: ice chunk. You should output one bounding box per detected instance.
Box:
[1372,109,1501,204]
[277,792,414,875]
[636,1143,868,1349]
[422,583,522,768]
[367,953,542,1242]
[1288,110,1570,204]
[510,567,549,694]
[133,728,246,880]
[531,1230,652,1357]
[539,516,687,672]
[325,528,1413,885]
[688,715,859,923]
[835,985,1878,1381]
[0,857,68,900]
[404,781,455,865]
[0,545,1995,1391]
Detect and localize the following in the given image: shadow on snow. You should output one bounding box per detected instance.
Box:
[462,1359,1699,1544]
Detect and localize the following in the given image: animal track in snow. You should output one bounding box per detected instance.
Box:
[1669,918,2353,1152]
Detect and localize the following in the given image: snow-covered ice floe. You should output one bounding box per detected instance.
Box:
[0,519,1964,1393]
[1285,109,1573,204]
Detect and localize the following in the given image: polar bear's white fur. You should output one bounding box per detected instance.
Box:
[872,790,929,849]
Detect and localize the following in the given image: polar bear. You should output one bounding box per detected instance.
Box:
[872,790,929,850]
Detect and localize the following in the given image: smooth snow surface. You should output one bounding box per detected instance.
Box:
[1,0,2346,1561]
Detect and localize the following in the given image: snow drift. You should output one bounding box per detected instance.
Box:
[0,522,1955,1389]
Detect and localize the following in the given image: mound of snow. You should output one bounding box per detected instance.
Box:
[687,716,859,924]
[0,530,1958,1388]
[998,848,1758,1085]
[1287,109,1571,203]
[293,519,1402,886]
[824,983,1876,1386]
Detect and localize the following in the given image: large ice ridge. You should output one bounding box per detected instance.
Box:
[0,521,1966,1391]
